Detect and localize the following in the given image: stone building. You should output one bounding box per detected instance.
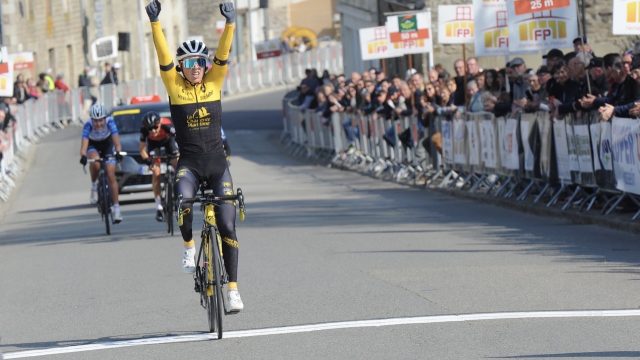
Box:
[1,0,338,89]
[338,0,640,76]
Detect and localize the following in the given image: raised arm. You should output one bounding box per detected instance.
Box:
[146,0,178,90]
[206,2,236,89]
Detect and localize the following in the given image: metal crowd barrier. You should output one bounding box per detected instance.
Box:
[282,98,640,221]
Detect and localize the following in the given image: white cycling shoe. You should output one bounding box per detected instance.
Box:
[227,289,244,312]
[112,207,123,223]
[182,247,196,273]
[89,189,97,204]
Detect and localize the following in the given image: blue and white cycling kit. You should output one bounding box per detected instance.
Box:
[82,117,119,163]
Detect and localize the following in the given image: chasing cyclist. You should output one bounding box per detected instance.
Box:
[139,111,179,222]
[146,0,243,311]
[79,103,124,223]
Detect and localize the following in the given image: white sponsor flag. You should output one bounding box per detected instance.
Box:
[612,117,640,195]
[386,11,434,56]
[506,0,578,52]
[438,4,475,44]
[613,0,640,35]
[359,26,401,61]
[473,0,509,56]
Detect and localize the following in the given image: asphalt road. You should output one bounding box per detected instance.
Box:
[2,88,640,359]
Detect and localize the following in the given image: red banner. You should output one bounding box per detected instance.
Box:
[514,0,571,15]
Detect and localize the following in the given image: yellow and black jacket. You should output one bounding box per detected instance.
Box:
[151,21,234,157]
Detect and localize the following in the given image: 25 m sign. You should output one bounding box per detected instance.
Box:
[514,0,571,15]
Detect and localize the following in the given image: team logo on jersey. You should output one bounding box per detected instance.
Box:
[186,107,212,128]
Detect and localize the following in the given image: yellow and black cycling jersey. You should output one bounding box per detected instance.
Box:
[151,21,235,157]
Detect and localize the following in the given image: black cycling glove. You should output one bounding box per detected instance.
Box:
[146,0,161,22]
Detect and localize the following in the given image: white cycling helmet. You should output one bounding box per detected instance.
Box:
[89,103,108,119]
[176,40,209,61]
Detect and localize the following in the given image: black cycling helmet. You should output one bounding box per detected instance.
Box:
[142,111,161,130]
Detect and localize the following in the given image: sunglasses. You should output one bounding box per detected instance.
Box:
[92,117,106,122]
[182,57,207,69]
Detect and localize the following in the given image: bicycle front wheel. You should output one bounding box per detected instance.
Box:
[209,228,224,339]
[204,233,221,337]
[165,171,174,235]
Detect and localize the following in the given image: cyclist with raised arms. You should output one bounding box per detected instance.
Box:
[79,103,124,223]
[139,111,179,222]
[146,0,243,311]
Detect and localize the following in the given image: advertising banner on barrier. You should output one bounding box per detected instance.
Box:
[442,119,454,165]
[438,4,475,44]
[453,117,467,165]
[553,119,572,181]
[566,123,580,173]
[539,113,552,178]
[473,0,509,56]
[480,119,498,169]
[612,117,640,195]
[467,118,481,166]
[575,124,594,175]
[590,122,602,172]
[359,26,401,61]
[506,0,578,52]
[500,117,519,170]
[386,11,434,56]
[600,122,614,171]
[613,0,640,35]
[520,114,535,172]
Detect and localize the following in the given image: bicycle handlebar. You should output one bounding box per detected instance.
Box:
[178,188,246,221]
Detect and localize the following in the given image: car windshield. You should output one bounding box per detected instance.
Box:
[113,110,172,134]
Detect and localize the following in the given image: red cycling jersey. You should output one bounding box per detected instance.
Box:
[140,117,175,142]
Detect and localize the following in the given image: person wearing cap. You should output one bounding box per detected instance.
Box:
[509,57,530,112]
[586,57,607,96]
[543,48,564,70]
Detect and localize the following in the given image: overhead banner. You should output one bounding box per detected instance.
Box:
[438,4,474,44]
[385,11,433,55]
[0,47,14,97]
[473,0,509,56]
[359,26,401,61]
[612,117,640,195]
[613,0,640,35]
[506,0,578,52]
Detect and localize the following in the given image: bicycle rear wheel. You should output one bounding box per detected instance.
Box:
[100,177,111,235]
[210,228,224,338]
[204,233,221,336]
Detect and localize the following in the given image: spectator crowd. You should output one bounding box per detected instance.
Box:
[292,37,640,170]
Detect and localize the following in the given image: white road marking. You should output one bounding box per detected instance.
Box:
[5,309,640,359]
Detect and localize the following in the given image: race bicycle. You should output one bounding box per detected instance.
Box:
[178,185,245,338]
[84,153,126,235]
[149,150,178,235]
